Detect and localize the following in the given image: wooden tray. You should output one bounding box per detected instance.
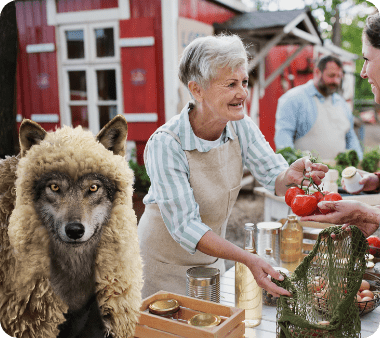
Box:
[134,291,245,338]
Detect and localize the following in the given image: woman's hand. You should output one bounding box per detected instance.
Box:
[245,255,291,298]
[301,200,380,238]
[342,169,380,194]
[275,157,328,196]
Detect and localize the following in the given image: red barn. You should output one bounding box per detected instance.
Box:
[14,0,249,163]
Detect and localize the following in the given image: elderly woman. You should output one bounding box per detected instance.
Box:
[137,34,328,299]
[302,12,380,238]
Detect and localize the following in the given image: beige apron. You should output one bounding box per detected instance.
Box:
[294,96,350,160]
[138,122,243,298]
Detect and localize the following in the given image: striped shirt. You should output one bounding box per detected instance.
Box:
[143,103,289,254]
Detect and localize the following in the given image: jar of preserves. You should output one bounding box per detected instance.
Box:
[342,166,364,194]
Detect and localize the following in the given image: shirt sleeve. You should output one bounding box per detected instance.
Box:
[274,95,298,150]
[237,117,289,194]
[144,132,211,254]
[341,100,364,160]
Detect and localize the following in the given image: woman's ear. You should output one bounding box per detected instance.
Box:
[188,81,203,102]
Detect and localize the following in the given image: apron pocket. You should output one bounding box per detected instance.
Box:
[227,184,242,219]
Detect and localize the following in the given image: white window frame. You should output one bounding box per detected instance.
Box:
[47,0,130,26]
[88,21,120,63]
[59,24,90,65]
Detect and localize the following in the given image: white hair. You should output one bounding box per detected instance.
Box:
[178,34,248,94]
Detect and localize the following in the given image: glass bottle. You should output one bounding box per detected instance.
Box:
[235,223,262,327]
[263,248,279,267]
[280,215,303,273]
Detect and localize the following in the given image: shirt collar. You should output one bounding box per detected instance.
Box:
[305,79,339,104]
[178,102,235,152]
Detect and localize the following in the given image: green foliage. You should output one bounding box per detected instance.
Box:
[275,147,305,166]
[361,147,380,173]
[128,149,151,194]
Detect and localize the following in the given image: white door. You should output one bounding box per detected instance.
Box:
[59,22,123,134]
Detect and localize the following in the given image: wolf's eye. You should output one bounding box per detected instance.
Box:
[50,184,60,192]
[89,184,98,192]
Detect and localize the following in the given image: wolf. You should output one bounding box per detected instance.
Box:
[0,116,143,338]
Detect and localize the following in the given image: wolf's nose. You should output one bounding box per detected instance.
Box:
[65,222,85,240]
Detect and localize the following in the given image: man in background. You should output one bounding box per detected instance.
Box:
[274,55,363,161]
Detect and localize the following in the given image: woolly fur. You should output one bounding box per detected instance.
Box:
[0,125,143,337]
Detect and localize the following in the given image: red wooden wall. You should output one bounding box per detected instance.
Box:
[16,0,60,132]
[259,45,315,150]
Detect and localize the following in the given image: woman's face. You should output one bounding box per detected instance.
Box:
[361,34,380,104]
[199,65,249,123]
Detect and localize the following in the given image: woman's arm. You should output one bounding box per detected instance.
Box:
[196,231,291,297]
[301,200,380,238]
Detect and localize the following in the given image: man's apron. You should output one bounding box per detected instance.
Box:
[138,123,243,298]
[294,96,350,160]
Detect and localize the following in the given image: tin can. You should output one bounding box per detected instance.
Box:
[342,166,363,193]
[256,222,282,265]
[186,267,220,303]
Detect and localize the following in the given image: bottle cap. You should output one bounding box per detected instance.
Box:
[188,313,221,327]
[342,166,357,179]
[244,223,255,229]
[288,215,298,221]
[265,248,272,255]
[148,299,180,316]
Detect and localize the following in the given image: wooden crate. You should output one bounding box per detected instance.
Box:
[134,291,245,338]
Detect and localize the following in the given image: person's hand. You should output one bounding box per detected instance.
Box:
[245,255,291,298]
[286,157,329,187]
[342,169,380,194]
[301,200,380,238]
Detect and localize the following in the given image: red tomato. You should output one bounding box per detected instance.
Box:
[312,191,324,202]
[367,236,380,255]
[285,187,305,207]
[291,195,318,216]
[318,192,342,214]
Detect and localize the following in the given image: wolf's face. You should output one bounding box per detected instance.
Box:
[33,172,117,245]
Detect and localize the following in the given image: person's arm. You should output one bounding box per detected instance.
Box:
[343,101,364,160]
[301,200,380,238]
[274,95,299,150]
[274,157,329,196]
[196,231,291,297]
[145,132,211,254]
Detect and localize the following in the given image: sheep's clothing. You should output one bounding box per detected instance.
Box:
[0,125,143,337]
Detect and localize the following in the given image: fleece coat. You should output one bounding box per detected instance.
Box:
[0,120,143,338]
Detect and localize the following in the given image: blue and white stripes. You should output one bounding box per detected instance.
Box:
[143,105,288,254]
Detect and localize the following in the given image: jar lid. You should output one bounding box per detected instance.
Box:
[342,166,357,179]
[148,299,180,316]
[257,222,282,229]
[188,313,221,327]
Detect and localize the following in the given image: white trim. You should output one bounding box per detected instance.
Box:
[123,113,158,122]
[26,43,55,53]
[211,0,250,12]
[89,21,120,62]
[119,37,155,47]
[161,0,179,122]
[290,27,321,45]
[31,114,60,123]
[46,0,130,26]
[59,24,90,64]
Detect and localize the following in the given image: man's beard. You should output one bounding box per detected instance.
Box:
[317,79,340,96]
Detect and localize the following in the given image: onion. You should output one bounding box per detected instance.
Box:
[359,280,370,292]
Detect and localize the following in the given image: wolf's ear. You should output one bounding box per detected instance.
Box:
[19,119,47,157]
[96,115,128,157]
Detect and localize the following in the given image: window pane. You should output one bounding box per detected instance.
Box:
[70,106,89,128]
[68,71,87,101]
[65,30,84,59]
[99,105,117,129]
[97,69,116,101]
[95,28,115,58]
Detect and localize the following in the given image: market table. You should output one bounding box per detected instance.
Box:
[254,186,380,222]
[220,266,380,338]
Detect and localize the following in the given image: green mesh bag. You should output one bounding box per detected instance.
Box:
[273,225,368,338]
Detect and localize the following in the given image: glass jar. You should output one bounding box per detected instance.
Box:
[280,215,303,273]
[235,223,262,327]
[342,166,364,194]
